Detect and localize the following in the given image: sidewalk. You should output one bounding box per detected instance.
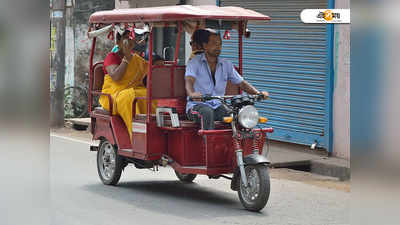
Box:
[65,118,350,181]
[268,141,350,181]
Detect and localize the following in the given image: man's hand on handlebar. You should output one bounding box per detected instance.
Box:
[258,91,269,100]
[189,92,202,101]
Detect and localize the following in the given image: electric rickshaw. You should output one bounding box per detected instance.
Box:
[87,5,273,211]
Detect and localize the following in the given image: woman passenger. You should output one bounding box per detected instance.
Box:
[99,30,156,139]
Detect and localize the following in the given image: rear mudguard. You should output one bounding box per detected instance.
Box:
[231,154,270,191]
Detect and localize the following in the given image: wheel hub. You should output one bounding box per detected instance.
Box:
[100,142,116,180]
[241,168,260,202]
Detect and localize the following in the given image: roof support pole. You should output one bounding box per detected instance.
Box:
[174,22,182,65]
[88,37,96,113]
[326,0,335,155]
[238,21,243,75]
[147,28,154,124]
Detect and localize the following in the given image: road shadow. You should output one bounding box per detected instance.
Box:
[83,180,269,219]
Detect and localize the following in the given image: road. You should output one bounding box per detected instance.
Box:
[50,134,349,225]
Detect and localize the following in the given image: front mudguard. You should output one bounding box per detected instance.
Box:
[243,154,270,165]
[231,154,270,191]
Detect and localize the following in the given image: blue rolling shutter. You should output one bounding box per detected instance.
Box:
[220,0,331,149]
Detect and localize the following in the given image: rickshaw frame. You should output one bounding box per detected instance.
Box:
[87,5,273,211]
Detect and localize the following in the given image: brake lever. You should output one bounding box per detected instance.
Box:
[255,93,267,101]
[189,95,225,102]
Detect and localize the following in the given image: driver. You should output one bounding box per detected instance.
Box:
[185,28,269,130]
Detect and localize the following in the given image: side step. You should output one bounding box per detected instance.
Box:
[90,145,99,151]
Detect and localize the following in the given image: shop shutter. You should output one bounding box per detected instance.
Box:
[220,0,331,148]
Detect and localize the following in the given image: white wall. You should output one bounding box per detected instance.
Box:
[186,0,216,5]
[116,0,217,9]
[116,0,181,9]
[65,6,75,88]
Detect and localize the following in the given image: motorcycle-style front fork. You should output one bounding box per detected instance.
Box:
[230,116,249,186]
[233,138,248,188]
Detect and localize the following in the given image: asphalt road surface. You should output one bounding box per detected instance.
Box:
[50,135,349,225]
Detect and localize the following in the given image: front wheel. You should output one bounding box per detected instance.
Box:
[238,164,270,212]
[174,170,197,183]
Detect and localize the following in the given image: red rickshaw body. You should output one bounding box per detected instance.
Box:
[88,5,272,176]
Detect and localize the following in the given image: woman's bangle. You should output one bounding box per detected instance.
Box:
[122,57,130,65]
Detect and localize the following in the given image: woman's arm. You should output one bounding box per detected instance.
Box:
[105,57,130,82]
[106,40,134,81]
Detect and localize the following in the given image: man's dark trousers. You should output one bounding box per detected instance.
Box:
[187,104,231,130]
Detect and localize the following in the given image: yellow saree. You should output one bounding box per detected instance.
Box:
[99,54,156,139]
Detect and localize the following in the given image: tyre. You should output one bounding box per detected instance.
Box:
[97,140,124,185]
[174,170,197,183]
[64,86,88,118]
[238,164,270,212]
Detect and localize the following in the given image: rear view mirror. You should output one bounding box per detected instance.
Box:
[245,28,251,38]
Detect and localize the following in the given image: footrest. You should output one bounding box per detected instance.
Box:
[159,127,183,131]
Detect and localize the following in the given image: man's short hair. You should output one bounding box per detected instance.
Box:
[193,28,220,48]
[190,29,209,48]
[204,28,220,43]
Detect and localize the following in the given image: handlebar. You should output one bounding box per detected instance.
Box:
[188,95,229,102]
[188,93,266,102]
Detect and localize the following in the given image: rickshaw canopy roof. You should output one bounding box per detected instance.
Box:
[89,5,270,24]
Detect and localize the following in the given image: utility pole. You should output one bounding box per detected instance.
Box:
[50,0,66,128]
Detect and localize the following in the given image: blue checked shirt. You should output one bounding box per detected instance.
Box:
[185,53,244,113]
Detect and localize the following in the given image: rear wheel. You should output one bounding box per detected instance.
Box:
[174,170,197,183]
[97,140,124,185]
[238,164,270,212]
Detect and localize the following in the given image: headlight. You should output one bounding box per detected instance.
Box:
[238,105,259,129]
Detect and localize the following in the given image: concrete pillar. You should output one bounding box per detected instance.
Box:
[333,0,350,160]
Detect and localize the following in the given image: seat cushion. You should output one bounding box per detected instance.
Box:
[163,119,198,128]
[134,114,157,120]
[163,119,228,129]
[93,107,109,115]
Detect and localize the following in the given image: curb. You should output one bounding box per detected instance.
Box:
[310,159,350,181]
[271,159,350,181]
